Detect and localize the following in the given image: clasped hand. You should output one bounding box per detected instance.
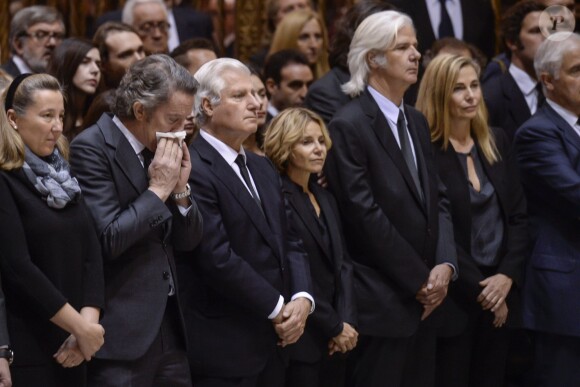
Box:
[272,298,311,347]
[53,322,104,368]
[416,264,452,320]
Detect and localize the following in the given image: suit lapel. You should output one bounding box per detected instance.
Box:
[100,114,148,195]
[503,73,532,125]
[312,184,343,274]
[544,104,580,154]
[193,136,280,255]
[283,178,332,262]
[405,107,430,212]
[362,93,426,210]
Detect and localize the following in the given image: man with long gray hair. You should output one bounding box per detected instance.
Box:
[324,10,458,387]
[70,54,203,386]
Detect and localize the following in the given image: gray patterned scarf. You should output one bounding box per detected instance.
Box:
[22,147,81,209]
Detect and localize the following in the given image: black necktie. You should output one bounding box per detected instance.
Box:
[234,155,265,215]
[397,110,424,201]
[141,148,154,176]
[535,82,546,110]
[439,0,455,38]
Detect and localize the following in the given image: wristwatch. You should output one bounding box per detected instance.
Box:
[0,347,13,365]
[171,183,191,200]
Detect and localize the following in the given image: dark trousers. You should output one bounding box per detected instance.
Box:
[192,348,286,387]
[285,353,347,387]
[88,297,192,387]
[531,331,580,387]
[436,311,509,387]
[346,324,436,387]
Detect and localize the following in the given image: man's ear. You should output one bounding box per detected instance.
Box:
[133,101,145,121]
[201,98,214,117]
[540,72,554,92]
[265,78,277,94]
[367,52,379,69]
[12,37,24,56]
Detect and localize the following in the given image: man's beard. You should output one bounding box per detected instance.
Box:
[22,49,50,73]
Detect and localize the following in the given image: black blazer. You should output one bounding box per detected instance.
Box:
[281,176,356,362]
[0,169,104,369]
[325,89,458,338]
[483,72,532,142]
[305,67,351,125]
[0,58,22,78]
[391,0,496,60]
[70,113,203,361]
[179,135,312,378]
[433,127,528,324]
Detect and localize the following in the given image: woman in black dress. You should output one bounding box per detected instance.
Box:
[0,73,105,386]
[416,54,528,387]
[264,107,357,387]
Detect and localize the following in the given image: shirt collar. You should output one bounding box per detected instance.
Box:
[546,99,580,129]
[267,103,279,119]
[367,85,405,125]
[112,115,146,155]
[200,128,246,166]
[12,55,33,74]
[509,63,537,96]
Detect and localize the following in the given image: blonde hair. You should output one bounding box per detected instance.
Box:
[268,9,330,80]
[264,107,331,174]
[0,74,68,171]
[416,54,499,164]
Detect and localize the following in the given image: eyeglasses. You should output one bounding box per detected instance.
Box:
[138,21,170,34]
[22,30,65,43]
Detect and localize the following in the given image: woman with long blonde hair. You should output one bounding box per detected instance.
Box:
[268,9,330,80]
[417,54,528,387]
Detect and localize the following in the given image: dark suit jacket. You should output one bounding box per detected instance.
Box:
[483,71,531,141]
[391,0,496,60]
[89,8,212,42]
[305,67,351,125]
[0,279,7,347]
[0,58,22,78]
[179,135,312,378]
[281,176,356,362]
[433,127,528,326]
[70,113,203,361]
[324,89,458,338]
[515,103,580,337]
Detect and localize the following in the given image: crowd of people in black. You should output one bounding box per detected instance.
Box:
[0,0,579,386]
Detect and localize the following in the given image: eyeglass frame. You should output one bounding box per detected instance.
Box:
[137,21,171,35]
[19,30,66,43]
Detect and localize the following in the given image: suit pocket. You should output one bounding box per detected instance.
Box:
[531,254,576,273]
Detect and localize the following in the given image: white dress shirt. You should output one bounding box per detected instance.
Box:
[547,99,580,139]
[425,0,464,40]
[509,64,541,115]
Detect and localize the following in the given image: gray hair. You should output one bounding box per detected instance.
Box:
[122,0,168,27]
[342,10,414,97]
[534,32,580,84]
[9,6,65,53]
[193,58,250,126]
[113,54,198,119]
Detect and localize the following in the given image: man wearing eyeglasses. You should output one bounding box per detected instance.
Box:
[122,0,171,55]
[1,5,65,77]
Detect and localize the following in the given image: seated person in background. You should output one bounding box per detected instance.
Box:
[0,73,105,387]
[416,54,528,387]
[92,22,145,91]
[264,107,358,387]
[483,0,546,141]
[122,0,171,55]
[170,38,218,76]
[264,49,313,123]
[268,9,330,80]
[1,5,65,77]
[48,38,102,140]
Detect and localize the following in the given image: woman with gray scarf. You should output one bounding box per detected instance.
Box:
[0,73,105,386]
